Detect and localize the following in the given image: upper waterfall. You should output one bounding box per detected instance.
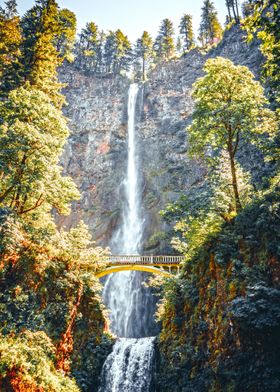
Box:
[121,83,142,254]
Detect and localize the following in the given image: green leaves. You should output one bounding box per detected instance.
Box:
[199,0,222,46]
[179,14,195,52]
[188,57,277,212]
[243,0,280,109]
[0,85,80,216]
[0,2,23,94]
[154,19,175,61]
[0,331,80,391]
[135,31,154,80]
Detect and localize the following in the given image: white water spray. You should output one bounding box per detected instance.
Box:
[102,84,144,337]
[98,337,155,392]
[122,83,142,254]
[100,84,155,391]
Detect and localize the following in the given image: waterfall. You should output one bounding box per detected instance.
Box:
[98,337,155,392]
[100,84,155,391]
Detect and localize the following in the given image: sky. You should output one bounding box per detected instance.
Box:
[9,0,228,43]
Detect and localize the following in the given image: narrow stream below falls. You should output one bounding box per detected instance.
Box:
[99,84,156,391]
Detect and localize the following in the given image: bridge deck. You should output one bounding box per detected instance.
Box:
[106,255,184,265]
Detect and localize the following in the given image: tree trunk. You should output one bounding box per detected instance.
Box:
[235,0,240,22]
[231,1,238,22]
[226,1,232,21]
[228,140,242,213]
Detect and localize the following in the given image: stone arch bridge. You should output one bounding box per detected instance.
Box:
[95,255,184,278]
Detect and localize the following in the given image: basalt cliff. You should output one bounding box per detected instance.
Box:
[59,26,263,251]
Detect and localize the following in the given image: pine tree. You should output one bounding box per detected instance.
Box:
[154,19,175,61]
[55,8,76,62]
[75,22,99,73]
[199,0,222,46]
[179,14,195,52]
[176,37,183,55]
[103,30,132,75]
[113,29,132,74]
[226,0,240,23]
[21,0,64,108]
[103,31,116,73]
[0,0,23,94]
[135,31,153,80]
[95,30,105,74]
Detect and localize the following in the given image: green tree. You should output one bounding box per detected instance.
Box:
[114,29,132,74]
[242,0,257,18]
[244,0,280,176]
[176,36,183,55]
[95,30,106,73]
[0,85,79,216]
[135,31,154,80]
[154,19,175,61]
[179,14,195,51]
[226,0,240,23]
[245,0,280,109]
[21,0,64,108]
[103,30,116,73]
[0,331,80,391]
[55,8,77,62]
[188,57,276,213]
[199,0,222,46]
[75,21,99,73]
[103,29,132,75]
[0,0,23,94]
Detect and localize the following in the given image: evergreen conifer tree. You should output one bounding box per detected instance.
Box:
[226,0,240,23]
[176,37,183,55]
[179,14,195,51]
[135,31,153,80]
[199,0,222,46]
[75,22,99,73]
[154,19,175,61]
[0,0,23,94]
[21,0,64,108]
[103,31,116,73]
[103,30,132,75]
[113,29,132,74]
[55,8,76,62]
[95,30,105,73]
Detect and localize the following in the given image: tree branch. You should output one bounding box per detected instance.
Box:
[19,194,45,214]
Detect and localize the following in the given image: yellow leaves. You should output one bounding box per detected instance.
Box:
[0,331,80,391]
[50,221,110,284]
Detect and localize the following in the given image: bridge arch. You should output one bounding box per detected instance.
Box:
[95,264,172,278]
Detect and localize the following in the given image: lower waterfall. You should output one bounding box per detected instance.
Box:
[100,84,156,391]
[98,338,155,392]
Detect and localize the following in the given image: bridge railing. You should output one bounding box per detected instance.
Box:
[106,255,184,265]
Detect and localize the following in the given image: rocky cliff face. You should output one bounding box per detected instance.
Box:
[58,73,130,245]
[59,26,263,251]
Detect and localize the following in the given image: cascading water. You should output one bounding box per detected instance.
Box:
[99,84,155,391]
[102,83,143,337]
[99,337,155,392]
